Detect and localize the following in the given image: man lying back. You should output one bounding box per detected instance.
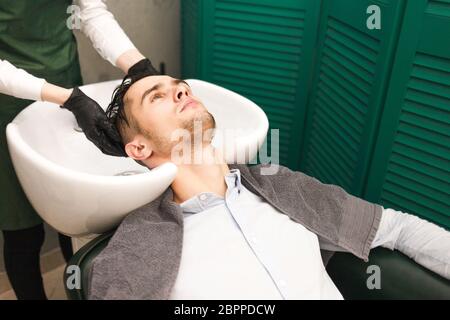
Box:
[88,59,450,300]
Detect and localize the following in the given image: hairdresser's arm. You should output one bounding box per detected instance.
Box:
[0,59,124,156]
[0,59,47,101]
[77,0,145,73]
[40,83,72,105]
[0,58,73,104]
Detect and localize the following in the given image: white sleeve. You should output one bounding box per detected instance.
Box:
[77,0,136,66]
[0,59,46,101]
[372,207,450,279]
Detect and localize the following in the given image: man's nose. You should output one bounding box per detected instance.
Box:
[175,86,189,101]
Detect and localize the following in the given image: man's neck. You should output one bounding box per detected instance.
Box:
[170,145,230,204]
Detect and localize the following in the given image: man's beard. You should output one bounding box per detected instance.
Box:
[180,109,216,139]
[143,109,216,156]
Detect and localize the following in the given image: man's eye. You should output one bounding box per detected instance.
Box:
[151,94,163,102]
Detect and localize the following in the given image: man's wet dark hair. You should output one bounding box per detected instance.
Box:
[106,78,134,129]
[105,59,160,152]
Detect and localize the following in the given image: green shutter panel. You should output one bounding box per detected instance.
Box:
[299,0,405,195]
[366,0,450,229]
[183,0,322,167]
[181,0,202,79]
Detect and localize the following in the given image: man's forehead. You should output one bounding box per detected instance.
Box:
[124,75,173,101]
[131,75,172,91]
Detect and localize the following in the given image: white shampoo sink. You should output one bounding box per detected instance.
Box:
[6,79,268,236]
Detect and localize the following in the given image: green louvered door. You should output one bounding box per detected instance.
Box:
[181,1,449,228]
[298,0,405,196]
[365,0,450,229]
[182,0,202,79]
[182,0,322,167]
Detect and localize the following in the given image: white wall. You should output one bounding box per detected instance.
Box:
[75,0,181,83]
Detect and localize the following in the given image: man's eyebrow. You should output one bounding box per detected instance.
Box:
[140,79,190,105]
[140,83,162,105]
[173,78,190,88]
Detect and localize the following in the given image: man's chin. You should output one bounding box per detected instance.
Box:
[180,110,215,132]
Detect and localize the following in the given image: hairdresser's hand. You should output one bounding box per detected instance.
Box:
[127,58,159,81]
[61,87,126,157]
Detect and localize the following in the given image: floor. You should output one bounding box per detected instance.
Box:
[0,264,67,300]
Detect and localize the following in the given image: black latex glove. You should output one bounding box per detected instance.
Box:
[127,58,160,82]
[61,87,126,157]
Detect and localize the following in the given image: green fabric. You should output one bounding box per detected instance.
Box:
[0,0,82,230]
[0,0,78,77]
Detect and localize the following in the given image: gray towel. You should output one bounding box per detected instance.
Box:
[88,163,382,299]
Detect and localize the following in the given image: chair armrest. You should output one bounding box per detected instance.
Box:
[326,247,450,299]
[64,231,115,300]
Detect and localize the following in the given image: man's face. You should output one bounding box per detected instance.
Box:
[123,75,215,162]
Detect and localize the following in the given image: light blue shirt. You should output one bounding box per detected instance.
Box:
[172,168,342,299]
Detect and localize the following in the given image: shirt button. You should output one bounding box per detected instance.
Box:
[199,194,207,201]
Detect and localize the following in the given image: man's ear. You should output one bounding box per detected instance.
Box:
[124,136,153,161]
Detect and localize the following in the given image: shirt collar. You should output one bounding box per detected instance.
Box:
[180,168,242,214]
[225,168,242,193]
